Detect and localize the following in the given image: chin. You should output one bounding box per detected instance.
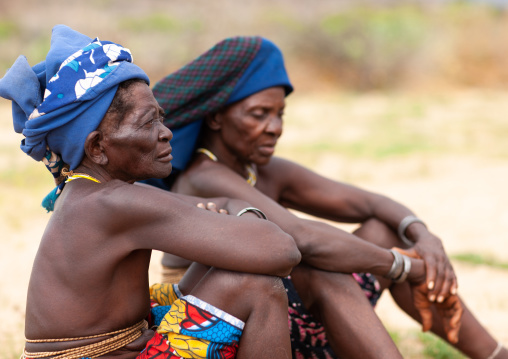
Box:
[255,156,272,167]
[149,164,173,179]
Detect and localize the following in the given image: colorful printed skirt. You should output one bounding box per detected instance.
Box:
[138,283,243,359]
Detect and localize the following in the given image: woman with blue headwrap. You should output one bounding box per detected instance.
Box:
[151,36,507,359]
[0,25,302,358]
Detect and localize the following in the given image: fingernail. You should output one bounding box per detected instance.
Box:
[428,281,434,290]
[437,296,444,303]
[429,294,436,302]
[451,287,457,295]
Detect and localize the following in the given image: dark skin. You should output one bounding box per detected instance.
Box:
[165,86,506,358]
[24,82,300,359]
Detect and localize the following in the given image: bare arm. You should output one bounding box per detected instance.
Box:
[101,181,300,277]
[176,160,426,284]
[269,157,457,298]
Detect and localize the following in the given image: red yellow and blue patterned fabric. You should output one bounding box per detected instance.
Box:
[139,283,244,359]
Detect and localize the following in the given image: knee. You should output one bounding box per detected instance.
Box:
[212,268,287,305]
[240,272,287,304]
[293,265,359,306]
[354,218,399,248]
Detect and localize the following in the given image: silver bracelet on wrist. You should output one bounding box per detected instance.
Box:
[385,249,412,283]
[394,254,412,283]
[398,215,426,246]
[385,249,404,280]
[486,341,504,359]
[236,207,267,220]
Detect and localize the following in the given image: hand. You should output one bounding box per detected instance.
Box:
[411,231,458,302]
[393,247,462,344]
[196,202,228,214]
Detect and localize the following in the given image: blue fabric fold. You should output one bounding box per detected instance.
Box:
[0,24,150,211]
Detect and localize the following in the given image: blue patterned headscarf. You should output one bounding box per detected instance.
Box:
[0,24,149,211]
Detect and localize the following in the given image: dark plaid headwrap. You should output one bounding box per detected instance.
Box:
[153,36,262,130]
[150,36,292,178]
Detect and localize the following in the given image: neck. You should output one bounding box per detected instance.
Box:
[200,140,252,179]
[197,141,257,187]
[73,160,116,184]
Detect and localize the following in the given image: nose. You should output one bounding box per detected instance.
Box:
[159,123,173,142]
[266,116,283,137]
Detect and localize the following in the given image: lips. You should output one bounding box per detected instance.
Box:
[157,146,173,162]
[259,142,277,156]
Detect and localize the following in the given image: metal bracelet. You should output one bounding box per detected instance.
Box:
[486,341,504,359]
[398,215,426,246]
[385,249,404,280]
[393,254,412,283]
[236,207,267,220]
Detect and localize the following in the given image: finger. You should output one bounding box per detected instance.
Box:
[392,247,413,258]
[450,280,458,295]
[436,269,454,303]
[206,202,218,212]
[424,257,437,298]
[450,298,463,329]
[430,257,448,301]
[447,325,460,344]
[418,307,433,332]
[447,308,462,344]
[439,296,463,344]
[404,247,420,259]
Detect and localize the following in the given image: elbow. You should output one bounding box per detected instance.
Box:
[274,233,301,277]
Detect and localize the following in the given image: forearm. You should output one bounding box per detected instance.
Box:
[293,218,394,275]
[295,219,427,282]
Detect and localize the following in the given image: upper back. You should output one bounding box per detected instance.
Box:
[25,179,153,340]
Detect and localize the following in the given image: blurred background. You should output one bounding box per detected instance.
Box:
[1,0,508,357]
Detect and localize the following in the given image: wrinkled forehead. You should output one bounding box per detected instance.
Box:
[224,86,286,112]
[101,79,152,129]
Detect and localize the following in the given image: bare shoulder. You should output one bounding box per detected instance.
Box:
[259,156,302,185]
[176,158,247,197]
[59,179,183,234]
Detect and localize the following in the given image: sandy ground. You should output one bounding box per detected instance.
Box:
[1,96,507,357]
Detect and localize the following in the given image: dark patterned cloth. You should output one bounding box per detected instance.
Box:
[153,37,262,130]
[284,273,381,359]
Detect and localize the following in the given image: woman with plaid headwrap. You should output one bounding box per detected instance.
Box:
[149,36,507,359]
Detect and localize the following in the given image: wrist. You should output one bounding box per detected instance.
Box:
[384,249,412,283]
[398,215,427,246]
[406,257,426,284]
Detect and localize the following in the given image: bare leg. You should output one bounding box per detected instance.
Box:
[291,265,403,359]
[177,261,209,294]
[355,218,507,359]
[183,266,291,359]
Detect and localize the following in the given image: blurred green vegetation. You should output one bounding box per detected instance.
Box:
[1,1,508,90]
[419,331,466,359]
[451,253,508,269]
[389,329,466,358]
[277,90,508,166]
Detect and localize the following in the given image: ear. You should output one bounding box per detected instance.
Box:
[84,130,108,166]
[205,112,222,131]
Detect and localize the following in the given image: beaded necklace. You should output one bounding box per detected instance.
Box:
[196,148,256,186]
[62,169,101,184]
